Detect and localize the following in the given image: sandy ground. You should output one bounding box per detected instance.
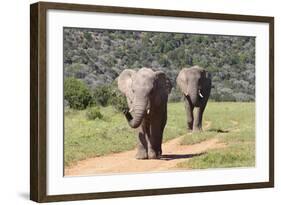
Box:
[65,123,226,176]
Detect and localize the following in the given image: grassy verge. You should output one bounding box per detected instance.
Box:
[177,102,255,169]
[64,107,136,167]
[64,102,255,169]
[64,103,187,167]
[180,131,217,145]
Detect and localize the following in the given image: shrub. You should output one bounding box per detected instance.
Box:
[83,32,93,41]
[168,87,182,102]
[109,84,128,112]
[86,106,103,120]
[91,82,128,112]
[64,77,92,109]
[92,85,112,106]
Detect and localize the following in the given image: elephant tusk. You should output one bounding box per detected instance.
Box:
[129,108,133,113]
[199,91,204,98]
[147,109,150,115]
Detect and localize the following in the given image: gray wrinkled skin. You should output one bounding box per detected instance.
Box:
[177,66,212,132]
[118,68,172,159]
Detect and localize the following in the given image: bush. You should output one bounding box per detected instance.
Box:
[92,85,112,106]
[211,87,236,102]
[109,84,128,112]
[92,82,128,112]
[64,77,92,109]
[86,106,103,120]
[168,87,182,102]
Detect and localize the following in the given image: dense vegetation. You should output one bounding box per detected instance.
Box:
[64,28,255,104]
[64,77,92,109]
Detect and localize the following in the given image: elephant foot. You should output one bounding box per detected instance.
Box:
[156,153,161,159]
[156,149,162,159]
[148,150,157,159]
[192,127,202,132]
[187,122,193,131]
[135,149,148,160]
[187,128,193,132]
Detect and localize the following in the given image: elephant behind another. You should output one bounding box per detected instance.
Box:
[176,66,212,132]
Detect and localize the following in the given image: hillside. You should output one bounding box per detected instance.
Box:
[63,28,255,102]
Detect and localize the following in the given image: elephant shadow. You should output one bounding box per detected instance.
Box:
[207,128,229,133]
[160,152,205,161]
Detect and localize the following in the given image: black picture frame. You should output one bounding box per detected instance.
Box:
[30,1,274,202]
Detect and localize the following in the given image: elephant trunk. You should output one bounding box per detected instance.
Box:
[187,83,199,105]
[189,91,198,105]
[126,98,148,129]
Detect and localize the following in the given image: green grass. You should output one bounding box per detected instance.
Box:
[163,103,187,141]
[64,107,136,167]
[64,102,255,169]
[181,131,218,145]
[64,103,187,167]
[177,143,255,169]
[178,102,255,169]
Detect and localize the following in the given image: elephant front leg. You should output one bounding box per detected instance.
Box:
[135,132,148,159]
[135,118,157,159]
[157,134,163,158]
[146,133,157,159]
[146,108,168,159]
[184,97,194,131]
[193,107,204,131]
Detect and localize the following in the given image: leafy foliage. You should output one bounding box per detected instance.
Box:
[92,85,112,106]
[64,77,92,109]
[91,82,128,112]
[86,106,103,120]
[108,82,128,112]
[64,28,255,103]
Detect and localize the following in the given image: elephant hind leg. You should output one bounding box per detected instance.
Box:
[157,107,167,158]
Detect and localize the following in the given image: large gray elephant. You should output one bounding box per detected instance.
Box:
[176,66,211,132]
[118,68,172,159]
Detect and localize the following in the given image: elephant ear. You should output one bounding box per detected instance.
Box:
[205,70,212,79]
[176,68,189,96]
[202,70,212,86]
[117,69,136,96]
[155,71,172,94]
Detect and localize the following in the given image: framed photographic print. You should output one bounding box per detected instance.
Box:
[30,1,274,202]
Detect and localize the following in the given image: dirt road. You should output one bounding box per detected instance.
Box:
[65,132,225,176]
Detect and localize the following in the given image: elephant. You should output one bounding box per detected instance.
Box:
[176,66,211,132]
[118,68,172,159]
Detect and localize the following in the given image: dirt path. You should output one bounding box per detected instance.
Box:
[65,123,225,176]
